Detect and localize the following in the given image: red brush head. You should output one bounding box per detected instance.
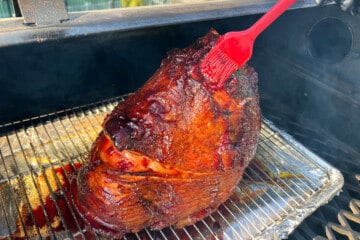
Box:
[199,31,254,89]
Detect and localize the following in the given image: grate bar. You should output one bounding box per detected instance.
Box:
[168,227,181,240]
[214,207,243,239]
[0,150,28,239]
[54,113,88,161]
[191,223,207,240]
[63,112,92,152]
[27,121,86,239]
[24,125,74,237]
[143,228,155,240]
[243,170,285,219]
[214,195,252,237]
[182,226,195,240]
[207,214,232,240]
[226,195,263,234]
[199,219,221,240]
[249,156,301,208]
[255,146,307,203]
[37,117,87,238]
[260,138,317,197]
[0,193,13,239]
[261,124,328,190]
[245,166,293,213]
[134,231,142,240]
[267,140,322,193]
[4,132,44,239]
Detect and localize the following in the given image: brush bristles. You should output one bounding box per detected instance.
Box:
[200,48,239,88]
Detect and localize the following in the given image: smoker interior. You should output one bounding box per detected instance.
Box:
[0,3,359,239]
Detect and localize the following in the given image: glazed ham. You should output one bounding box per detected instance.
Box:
[72,29,261,238]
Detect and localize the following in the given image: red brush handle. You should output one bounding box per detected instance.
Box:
[248,0,297,39]
[217,0,297,66]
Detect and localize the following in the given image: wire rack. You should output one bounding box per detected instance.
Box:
[0,95,343,239]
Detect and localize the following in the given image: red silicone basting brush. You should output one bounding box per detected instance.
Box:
[200,0,297,88]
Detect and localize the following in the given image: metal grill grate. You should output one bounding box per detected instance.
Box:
[0,95,343,239]
[323,198,360,239]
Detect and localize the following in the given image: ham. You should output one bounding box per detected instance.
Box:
[72,29,261,238]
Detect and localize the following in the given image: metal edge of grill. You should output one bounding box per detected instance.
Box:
[0,95,344,240]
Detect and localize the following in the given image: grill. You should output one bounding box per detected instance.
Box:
[0,95,342,239]
[1,1,359,239]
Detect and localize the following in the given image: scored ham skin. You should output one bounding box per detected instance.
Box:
[72,29,261,238]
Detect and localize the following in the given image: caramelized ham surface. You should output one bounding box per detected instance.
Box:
[72,29,261,238]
